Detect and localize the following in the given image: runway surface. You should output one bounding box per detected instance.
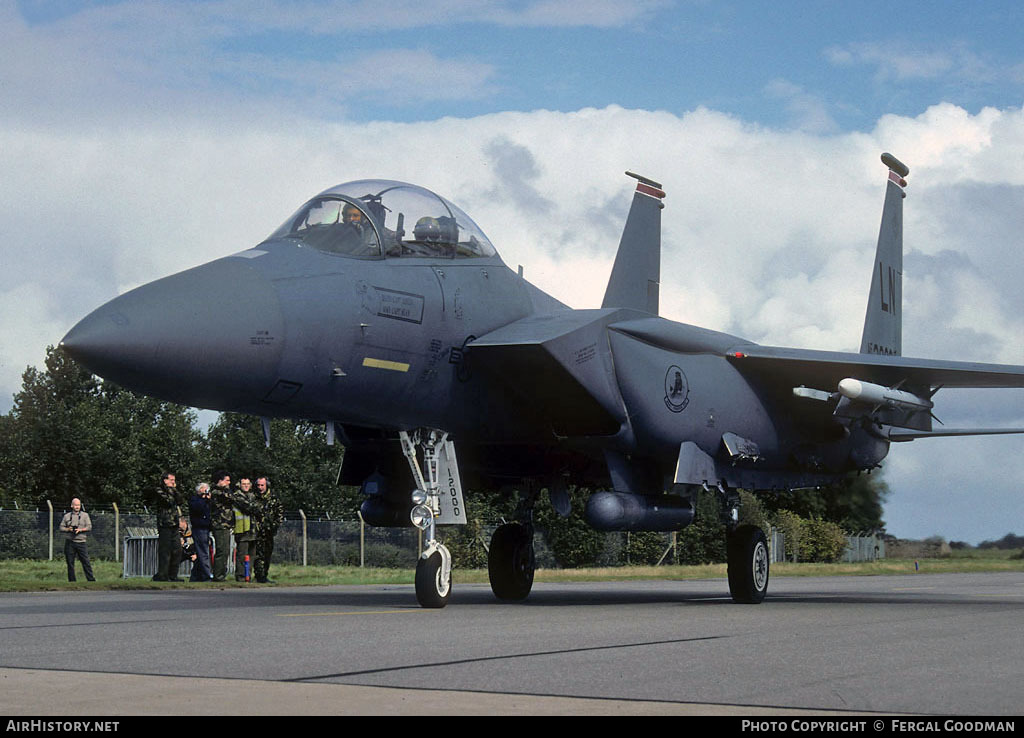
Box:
[2,572,1022,715]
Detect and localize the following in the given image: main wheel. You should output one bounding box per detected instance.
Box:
[488,523,535,601]
[415,550,451,608]
[727,524,769,604]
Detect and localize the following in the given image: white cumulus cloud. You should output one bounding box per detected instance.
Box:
[3,101,1024,542]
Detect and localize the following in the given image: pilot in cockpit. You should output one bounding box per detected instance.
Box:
[339,203,380,256]
[342,203,364,228]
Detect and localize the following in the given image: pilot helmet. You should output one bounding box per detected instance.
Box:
[414,216,441,241]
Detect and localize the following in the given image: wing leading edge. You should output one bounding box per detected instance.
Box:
[727,345,1024,389]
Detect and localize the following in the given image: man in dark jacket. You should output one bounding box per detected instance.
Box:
[153,472,186,581]
[188,482,213,581]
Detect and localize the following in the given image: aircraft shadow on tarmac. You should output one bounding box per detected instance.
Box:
[190,580,1024,610]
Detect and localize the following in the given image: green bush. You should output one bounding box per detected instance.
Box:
[536,488,606,568]
[772,509,804,562]
[542,515,606,568]
[799,517,848,563]
[443,518,490,568]
[738,490,771,535]
[0,513,47,559]
[676,489,726,564]
[0,530,47,559]
[624,531,669,565]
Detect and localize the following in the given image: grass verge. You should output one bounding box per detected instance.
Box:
[1,550,1020,592]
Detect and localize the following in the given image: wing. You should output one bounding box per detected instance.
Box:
[727,345,1024,437]
[726,345,1024,389]
[888,428,1024,442]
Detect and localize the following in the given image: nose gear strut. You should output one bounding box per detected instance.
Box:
[400,429,454,608]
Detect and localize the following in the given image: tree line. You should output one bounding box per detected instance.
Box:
[0,346,351,516]
[1,346,889,565]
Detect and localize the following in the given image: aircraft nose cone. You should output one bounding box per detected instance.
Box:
[62,257,284,410]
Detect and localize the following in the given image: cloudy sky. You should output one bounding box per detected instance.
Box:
[3,0,1024,543]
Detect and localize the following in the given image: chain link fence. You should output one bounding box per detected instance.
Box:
[843,533,886,562]
[3,506,870,567]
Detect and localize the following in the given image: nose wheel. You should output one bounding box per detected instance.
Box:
[415,541,452,608]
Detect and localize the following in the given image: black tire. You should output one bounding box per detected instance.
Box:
[488,523,535,601]
[727,524,769,604]
[415,550,451,608]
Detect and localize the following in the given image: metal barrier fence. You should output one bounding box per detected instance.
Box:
[769,528,786,563]
[843,533,886,562]
[122,529,161,578]
[121,528,238,579]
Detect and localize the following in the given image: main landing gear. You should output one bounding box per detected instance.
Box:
[487,487,539,601]
[489,522,535,600]
[715,484,769,604]
[727,524,769,604]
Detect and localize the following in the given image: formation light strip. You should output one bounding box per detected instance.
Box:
[362,357,410,373]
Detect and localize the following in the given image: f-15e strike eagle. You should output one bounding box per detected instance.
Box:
[62,153,1024,607]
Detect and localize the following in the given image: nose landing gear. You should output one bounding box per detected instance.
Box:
[400,429,460,608]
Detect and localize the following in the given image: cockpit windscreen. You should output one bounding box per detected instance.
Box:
[267,180,497,260]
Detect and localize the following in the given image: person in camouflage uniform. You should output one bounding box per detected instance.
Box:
[208,471,251,582]
[253,476,284,583]
[153,472,186,581]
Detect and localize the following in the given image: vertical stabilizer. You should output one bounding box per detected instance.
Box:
[860,153,908,356]
[601,172,665,315]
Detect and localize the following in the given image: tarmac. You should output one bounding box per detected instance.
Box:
[2,572,1022,715]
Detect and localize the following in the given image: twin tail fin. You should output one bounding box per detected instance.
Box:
[860,153,909,357]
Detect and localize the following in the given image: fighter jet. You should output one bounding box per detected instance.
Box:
[62,154,1024,607]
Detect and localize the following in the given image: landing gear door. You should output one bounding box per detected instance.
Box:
[435,440,467,525]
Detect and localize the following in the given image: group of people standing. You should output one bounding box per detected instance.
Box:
[153,470,284,583]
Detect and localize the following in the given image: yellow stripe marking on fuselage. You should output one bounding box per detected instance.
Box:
[362,357,410,372]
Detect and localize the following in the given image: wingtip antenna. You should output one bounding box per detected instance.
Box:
[625,171,666,200]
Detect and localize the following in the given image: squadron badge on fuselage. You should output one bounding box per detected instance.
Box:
[664,365,690,413]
